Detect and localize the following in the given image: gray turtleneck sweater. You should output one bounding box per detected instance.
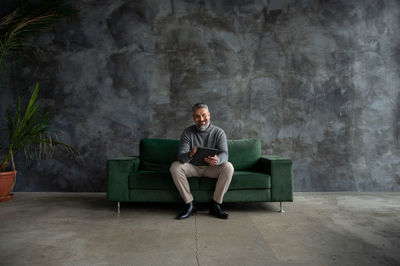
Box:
[177,124,228,165]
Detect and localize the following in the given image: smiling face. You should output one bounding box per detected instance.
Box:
[193,107,210,131]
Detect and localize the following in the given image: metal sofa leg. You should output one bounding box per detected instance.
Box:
[279,202,285,213]
[117,201,120,214]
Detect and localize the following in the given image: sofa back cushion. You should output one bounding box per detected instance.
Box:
[228,139,261,171]
[140,139,180,171]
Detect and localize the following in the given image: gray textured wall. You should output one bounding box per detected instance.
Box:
[1,0,399,192]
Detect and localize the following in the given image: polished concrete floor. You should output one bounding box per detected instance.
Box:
[0,192,399,266]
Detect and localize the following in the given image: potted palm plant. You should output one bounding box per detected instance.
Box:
[0,83,77,201]
[0,1,77,201]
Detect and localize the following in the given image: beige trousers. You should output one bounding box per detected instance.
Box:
[170,161,234,204]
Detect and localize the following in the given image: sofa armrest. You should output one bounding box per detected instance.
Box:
[258,155,293,202]
[107,156,140,202]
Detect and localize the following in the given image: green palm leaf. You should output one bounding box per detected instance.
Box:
[1,83,78,171]
[0,0,76,72]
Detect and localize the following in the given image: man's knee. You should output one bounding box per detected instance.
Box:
[170,161,183,175]
[221,161,234,175]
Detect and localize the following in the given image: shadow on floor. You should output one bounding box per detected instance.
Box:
[14,193,281,215]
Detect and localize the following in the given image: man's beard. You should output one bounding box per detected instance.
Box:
[197,120,210,131]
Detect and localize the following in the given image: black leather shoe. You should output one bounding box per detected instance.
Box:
[209,200,229,219]
[176,201,197,220]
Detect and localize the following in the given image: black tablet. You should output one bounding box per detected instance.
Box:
[190,147,219,166]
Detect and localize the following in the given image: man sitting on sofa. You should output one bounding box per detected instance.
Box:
[170,103,234,220]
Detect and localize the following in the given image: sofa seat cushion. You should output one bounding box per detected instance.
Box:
[198,171,271,190]
[129,171,199,190]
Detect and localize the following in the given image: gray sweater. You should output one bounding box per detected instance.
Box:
[178,124,228,165]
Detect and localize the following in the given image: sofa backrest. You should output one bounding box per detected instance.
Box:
[228,139,261,171]
[140,139,180,171]
[139,138,261,171]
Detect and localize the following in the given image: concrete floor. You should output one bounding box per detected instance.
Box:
[0,193,399,266]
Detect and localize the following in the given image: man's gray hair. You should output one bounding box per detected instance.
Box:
[192,103,209,112]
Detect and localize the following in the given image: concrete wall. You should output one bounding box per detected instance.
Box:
[1,0,399,192]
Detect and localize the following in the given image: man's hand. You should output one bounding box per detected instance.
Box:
[204,155,218,166]
[189,146,198,158]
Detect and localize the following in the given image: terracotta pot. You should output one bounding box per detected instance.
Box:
[0,171,17,202]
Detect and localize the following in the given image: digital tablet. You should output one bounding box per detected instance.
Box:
[190,147,219,166]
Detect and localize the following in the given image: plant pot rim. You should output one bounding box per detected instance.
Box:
[0,170,17,176]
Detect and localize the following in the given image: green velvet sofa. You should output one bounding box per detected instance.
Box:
[107,138,293,213]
